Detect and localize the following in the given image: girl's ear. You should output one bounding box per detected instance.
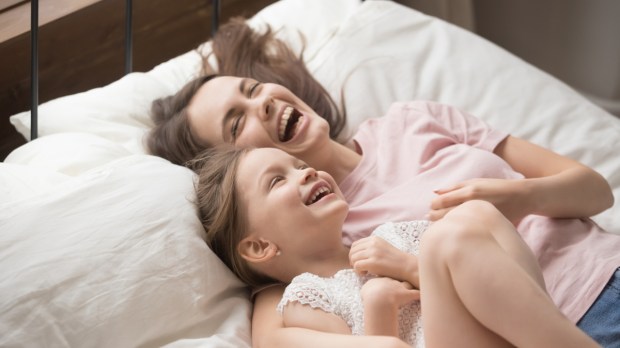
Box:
[238,236,279,264]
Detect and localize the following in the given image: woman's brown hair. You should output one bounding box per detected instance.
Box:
[147,18,346,166]
[189,146,276,288]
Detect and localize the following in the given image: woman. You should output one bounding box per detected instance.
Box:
[147,20,620,347]
[191,145,599,347]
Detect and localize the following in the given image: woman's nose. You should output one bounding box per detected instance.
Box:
[250,95,273,121]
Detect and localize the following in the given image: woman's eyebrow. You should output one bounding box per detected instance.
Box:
[239,78,248,95]
[221,79,248,142]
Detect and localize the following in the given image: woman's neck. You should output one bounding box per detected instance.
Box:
[319,139,362,184]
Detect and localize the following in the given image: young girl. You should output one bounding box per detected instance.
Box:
[191,146,599,348]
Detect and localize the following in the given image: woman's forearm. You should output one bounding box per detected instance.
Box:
[523,165,614,218]
[495,135,614,219]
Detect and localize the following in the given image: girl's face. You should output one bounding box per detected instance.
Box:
[188,76,331,163]
[236,148,348,255]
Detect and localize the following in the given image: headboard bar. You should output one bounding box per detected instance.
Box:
[124,0,133,75]
[212,0,220,37]
[30,0,38,140]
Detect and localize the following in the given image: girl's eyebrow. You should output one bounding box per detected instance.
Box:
[257,164,278,191]
[221,79,249,142]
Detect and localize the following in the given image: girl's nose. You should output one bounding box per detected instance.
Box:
[299,166,318,184]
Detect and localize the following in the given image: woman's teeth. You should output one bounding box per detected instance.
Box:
[279,107,293,141]
[279,106,303,142]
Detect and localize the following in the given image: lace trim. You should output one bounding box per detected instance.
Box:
[277,273,333,314]
[373,220,429,255]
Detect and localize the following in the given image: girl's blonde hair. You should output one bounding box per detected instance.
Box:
[190,147,276,288]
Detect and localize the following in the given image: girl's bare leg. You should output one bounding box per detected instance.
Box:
[419,200,599,348]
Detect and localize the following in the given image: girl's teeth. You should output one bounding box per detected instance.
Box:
[307,186,331,205]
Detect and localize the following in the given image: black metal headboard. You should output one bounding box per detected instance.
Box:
[29,0,222,140]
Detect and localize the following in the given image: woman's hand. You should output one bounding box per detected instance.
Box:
[349,236,420,288]
[429,178,530,223]
[361,277,419,337]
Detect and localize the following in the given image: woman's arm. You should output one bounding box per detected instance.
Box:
[494,135,614,217]
[252,285,410,348]
[429,136,614,222]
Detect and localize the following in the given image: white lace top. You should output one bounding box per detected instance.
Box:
[276,221,429,347]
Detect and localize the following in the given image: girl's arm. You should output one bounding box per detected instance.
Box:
[361,277,419,337]
[349,236,419,288]
[252,285,410,348]
[429,136,614,222]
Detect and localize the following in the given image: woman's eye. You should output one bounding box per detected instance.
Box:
[249,82,260,97]
[269,176,283,189]
[231,115,243,140]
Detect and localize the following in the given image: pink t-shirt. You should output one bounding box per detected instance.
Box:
[339,101,620,323]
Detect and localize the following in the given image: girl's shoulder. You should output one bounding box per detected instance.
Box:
[372,220,431,255]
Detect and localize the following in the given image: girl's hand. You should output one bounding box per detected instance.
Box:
[349,236,420,288]
[428,178,529,223]
[361,277,420,308]
[361,277,419,337]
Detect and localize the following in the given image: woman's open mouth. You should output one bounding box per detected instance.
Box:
[279,106,304,142]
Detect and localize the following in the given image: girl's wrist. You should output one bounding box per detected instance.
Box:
[401,255,419,288]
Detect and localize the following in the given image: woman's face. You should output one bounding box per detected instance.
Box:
[236,148,348,254]
[188,76,331,161]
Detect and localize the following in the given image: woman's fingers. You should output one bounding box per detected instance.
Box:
[427,207,454,221]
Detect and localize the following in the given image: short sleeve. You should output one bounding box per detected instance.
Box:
[371,221,430,255]
[276,273,334,314]
[408,101,508,152]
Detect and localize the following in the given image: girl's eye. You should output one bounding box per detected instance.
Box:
[298,164,309,170]
[269,176,284,189]
[231,115,243,141]
[249,82,260,97]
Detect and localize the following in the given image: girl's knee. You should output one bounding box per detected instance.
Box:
[421,201,502,264]
[446,200,502,221]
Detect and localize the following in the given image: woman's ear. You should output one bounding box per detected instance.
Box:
[238,236,279,264]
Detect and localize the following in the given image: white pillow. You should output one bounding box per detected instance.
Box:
[5,133,131,176]
[0,155,252,348]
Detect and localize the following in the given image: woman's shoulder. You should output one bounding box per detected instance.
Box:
[357,100,445,130]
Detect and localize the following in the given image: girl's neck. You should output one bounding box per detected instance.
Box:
[277,244,352,283]
[303,247,352,278]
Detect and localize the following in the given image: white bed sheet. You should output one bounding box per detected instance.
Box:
[2,0,620,346]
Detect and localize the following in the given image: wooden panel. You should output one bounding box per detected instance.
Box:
[0,0,276,160]
[0,0,102,42]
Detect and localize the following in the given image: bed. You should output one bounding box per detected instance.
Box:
[2,0,619,346]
